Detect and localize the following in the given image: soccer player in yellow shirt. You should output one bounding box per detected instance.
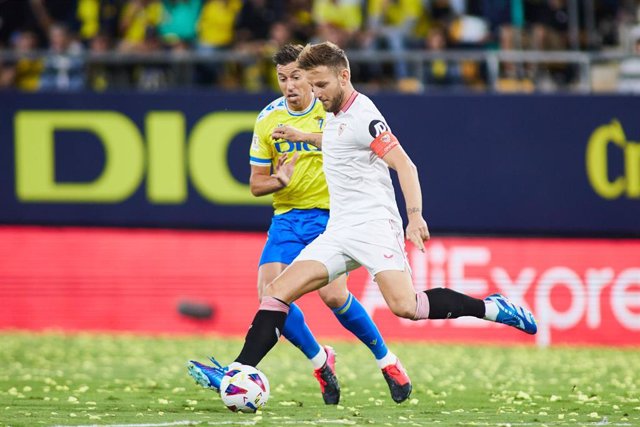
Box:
[188,44,412,405]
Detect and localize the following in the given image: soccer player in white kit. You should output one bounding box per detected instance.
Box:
[215,42,537,394]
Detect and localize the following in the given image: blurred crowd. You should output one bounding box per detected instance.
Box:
[0,0,638,92]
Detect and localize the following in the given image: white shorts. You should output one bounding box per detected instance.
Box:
[294,219,410,282]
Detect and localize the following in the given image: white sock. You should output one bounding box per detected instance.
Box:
[376,350,397,369]
[484,300,498,321]
[310,347,328,369]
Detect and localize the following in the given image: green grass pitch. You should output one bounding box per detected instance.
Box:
[0,331,638,426]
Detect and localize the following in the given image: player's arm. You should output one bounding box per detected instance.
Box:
[380,144,431,252]
[272,125,323,149]
[250,153,299,196]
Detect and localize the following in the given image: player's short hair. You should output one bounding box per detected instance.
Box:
[297,42,349,73]
[273,44,304,66]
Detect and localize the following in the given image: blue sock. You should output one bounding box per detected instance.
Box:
[333,293,388,360]
[281,302,322,360]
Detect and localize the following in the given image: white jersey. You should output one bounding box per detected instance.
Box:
[322,92,403,228]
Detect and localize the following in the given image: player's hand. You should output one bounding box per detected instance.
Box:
[272,125,302,142]
[405,216,430,253]
[271,152,299,188]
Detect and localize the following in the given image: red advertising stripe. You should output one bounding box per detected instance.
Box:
[0,227,638,346]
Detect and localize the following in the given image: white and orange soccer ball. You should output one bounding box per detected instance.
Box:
[219,364,270,413]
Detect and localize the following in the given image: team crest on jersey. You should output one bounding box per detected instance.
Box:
[314,116,324,130]
[338,123,347,136]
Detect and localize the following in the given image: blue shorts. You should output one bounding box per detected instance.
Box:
[259,208,329,266]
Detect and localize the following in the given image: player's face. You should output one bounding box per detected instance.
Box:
[276,62,313,111]
[305,65,348,114]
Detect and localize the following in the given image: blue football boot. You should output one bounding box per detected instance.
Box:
[485,293,538,335]
[187,356,228,392]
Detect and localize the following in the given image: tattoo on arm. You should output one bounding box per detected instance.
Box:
[407,207,422,215]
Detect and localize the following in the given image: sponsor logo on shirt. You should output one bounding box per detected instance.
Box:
[369,120,388,138]
[274,141,320,153]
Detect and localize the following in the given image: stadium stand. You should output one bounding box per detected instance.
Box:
[0,0,639,92]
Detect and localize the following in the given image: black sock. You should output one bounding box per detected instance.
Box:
[425,287,485,319]
[235,309,288,366]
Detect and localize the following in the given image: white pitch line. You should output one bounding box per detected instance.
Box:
[47,419,636,427]
[50,421,201,427]
[50,420,262,427]
[491,423,632,427]
[206,422,257,426]
[275,421,634,427]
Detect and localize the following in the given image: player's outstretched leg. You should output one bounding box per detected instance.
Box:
[330,291,412,403]
[375,271,537,335]
[283,303,340,404]
[483,293,537,334]
[415,288,537,334]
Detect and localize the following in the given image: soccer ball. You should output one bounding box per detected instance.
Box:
[219,364,270,413]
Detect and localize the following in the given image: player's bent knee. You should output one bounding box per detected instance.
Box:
[263,279,295,303]
[317,286,348,308]
[388,300,415,319]
[262,280,279,298]
[321,295,343,309]
[257,281,267,302]
[257,276,276,302]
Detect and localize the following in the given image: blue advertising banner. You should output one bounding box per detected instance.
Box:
[0,92,638,235]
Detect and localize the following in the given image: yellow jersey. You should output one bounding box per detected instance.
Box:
[121,1,163,44]
[368,0,422,27]
[312,0,362,32]
[250,96,329,215]
[198,0,242,47]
